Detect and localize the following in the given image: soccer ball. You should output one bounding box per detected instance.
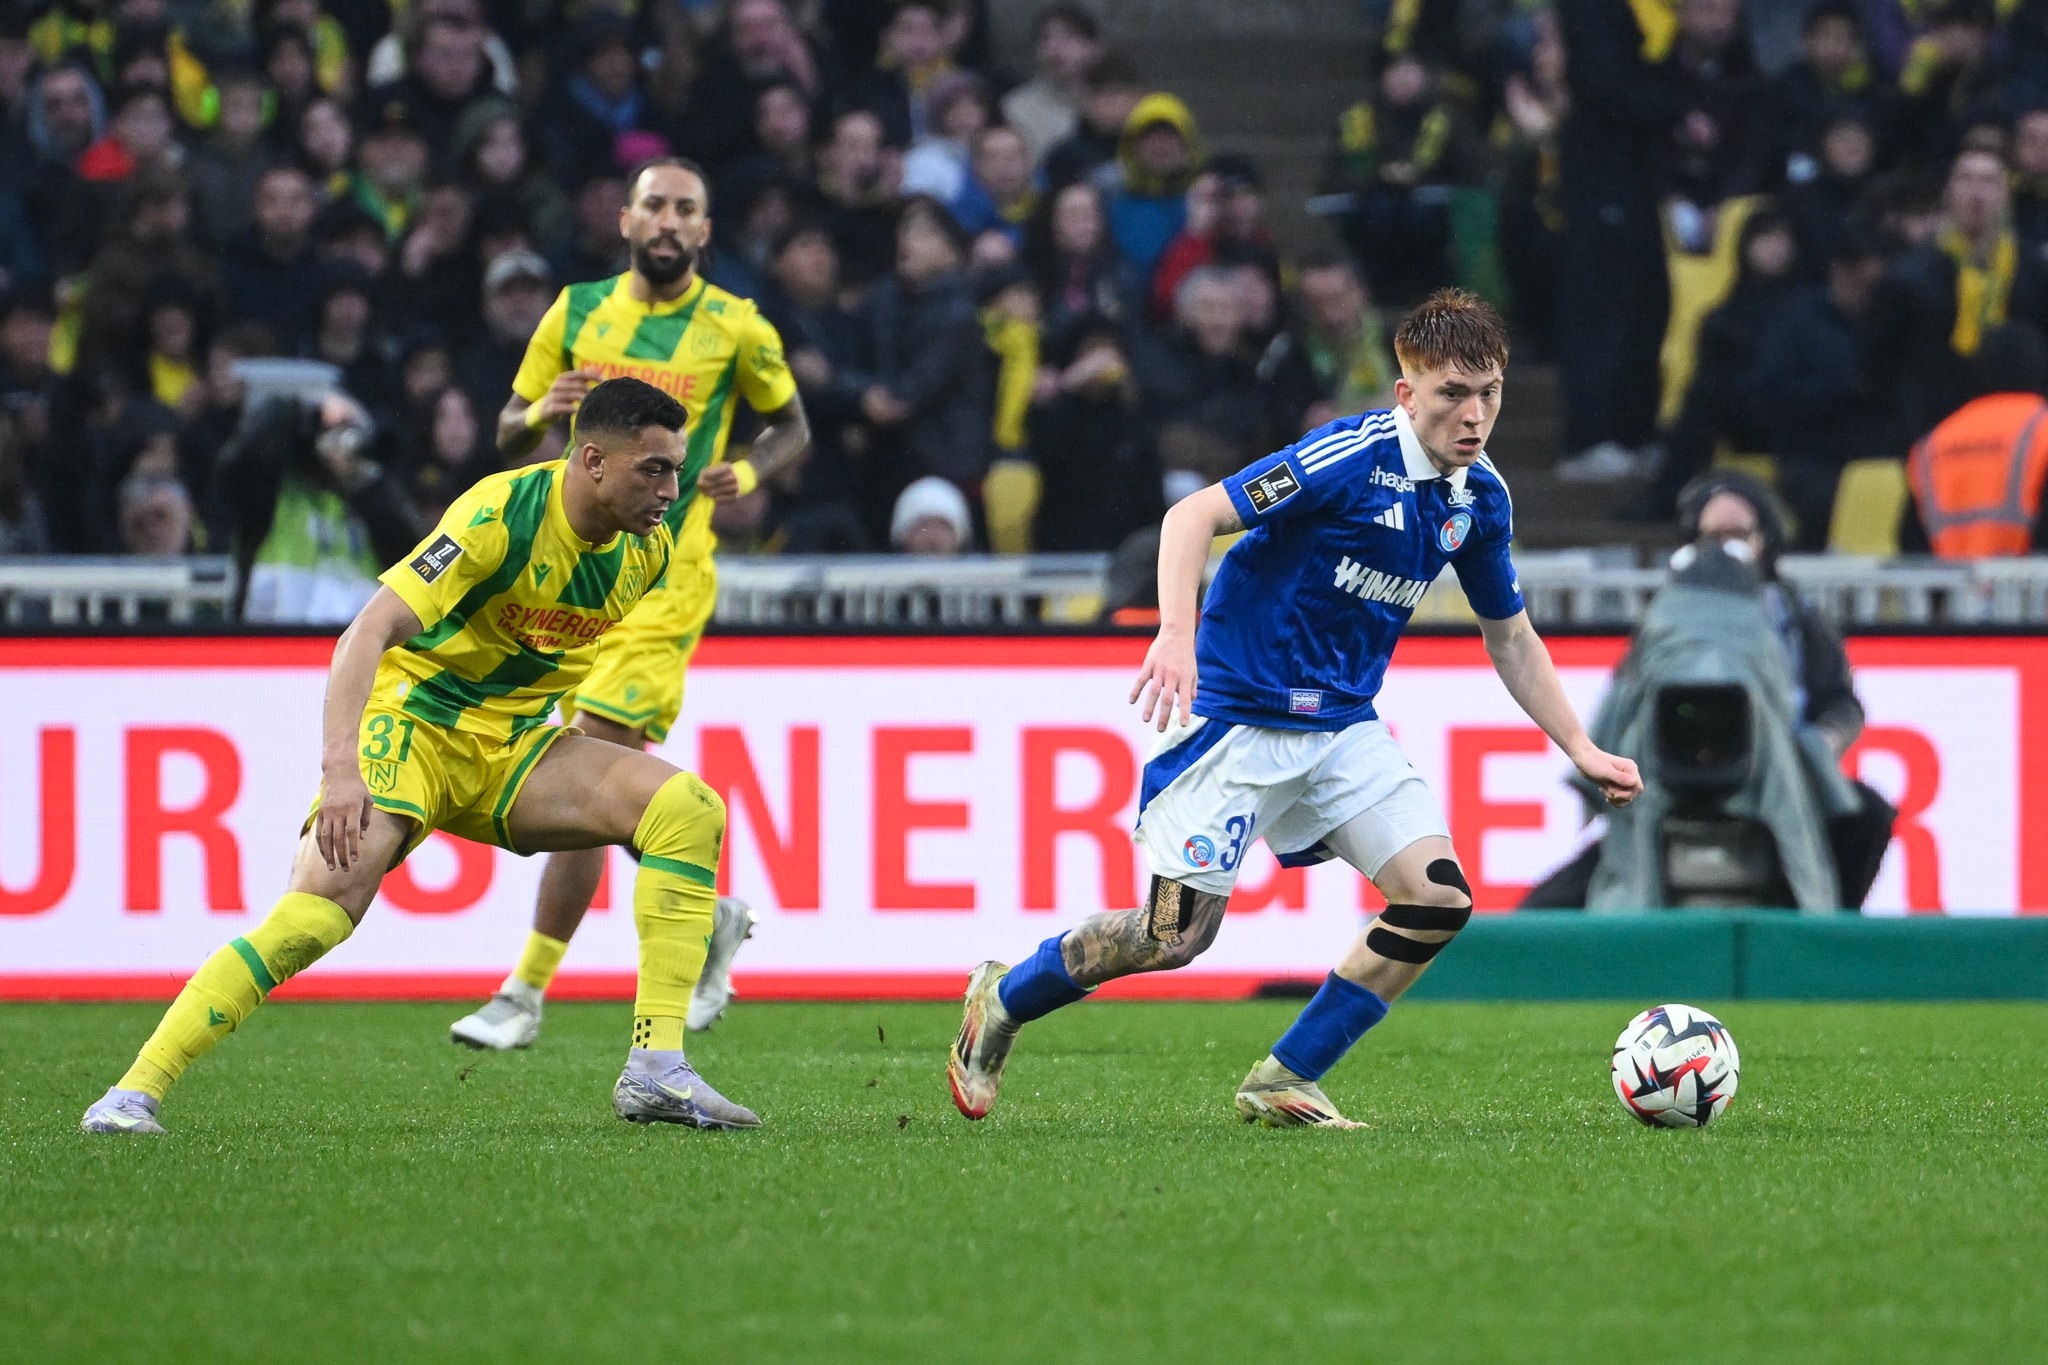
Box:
[1610,1004,1740,1128]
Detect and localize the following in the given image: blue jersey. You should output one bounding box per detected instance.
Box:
[1197,405,1523,731]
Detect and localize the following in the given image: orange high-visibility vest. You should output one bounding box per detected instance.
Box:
[1908,393,2048,557]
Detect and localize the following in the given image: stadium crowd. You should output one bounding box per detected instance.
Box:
[8,0,2048,583]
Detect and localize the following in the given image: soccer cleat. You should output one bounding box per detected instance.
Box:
[688,897,757,1032]
[80,1087,166,1135]
[1233,1056,1368,1129]
[947,961,1019,1120]
[450,985,543,1051]
[613,1060,760,1129]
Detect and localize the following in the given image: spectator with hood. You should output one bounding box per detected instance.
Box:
[1091,90,1204,283]
[23,65,104,263]
[1770,2,1891,170]
[453,98,572,257]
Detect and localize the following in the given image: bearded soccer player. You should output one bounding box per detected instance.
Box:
[84,377,763,1134]
[448,157,810,1051]
[948,290,1644,1127]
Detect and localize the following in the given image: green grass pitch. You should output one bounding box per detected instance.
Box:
[6,1000,2045,1363]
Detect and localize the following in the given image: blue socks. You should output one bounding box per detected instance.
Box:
[996,933,1092,1022]
[1270,974,1390,1080]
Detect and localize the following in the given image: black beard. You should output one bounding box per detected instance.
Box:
[632,238,696,286]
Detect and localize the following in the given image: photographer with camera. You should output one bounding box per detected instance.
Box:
[214,385,430,624]
[1523,471,1896,910]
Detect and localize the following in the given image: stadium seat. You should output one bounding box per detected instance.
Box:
[1827,459,1909,556]
[1658,195,1766,425]
[1712,449,1780,485]
[982,459,1042,554]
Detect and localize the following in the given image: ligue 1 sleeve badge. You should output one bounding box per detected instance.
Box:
[1439,510,1473,553]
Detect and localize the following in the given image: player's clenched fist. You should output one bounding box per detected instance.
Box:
[1576,748,1644,807]
[530,368,601,425]
[1130,626,1198,731]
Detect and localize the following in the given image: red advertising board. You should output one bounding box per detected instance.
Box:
[1,634,2042,1000]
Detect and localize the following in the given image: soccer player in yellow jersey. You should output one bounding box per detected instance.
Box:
[83,377,764,1134]
[448,157,810,1051]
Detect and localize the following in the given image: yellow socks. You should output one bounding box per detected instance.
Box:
[511,931,570,993]
[630,773,724,1052]
[117,893,354,1099]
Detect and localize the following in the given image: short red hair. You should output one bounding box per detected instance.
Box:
[1393,288,1510,376]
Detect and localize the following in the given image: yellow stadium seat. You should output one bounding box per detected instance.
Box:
[1827,458,1909,556]
[1659,195,1765,425]
[981,458,1042,554]
[1712,449,1780,485]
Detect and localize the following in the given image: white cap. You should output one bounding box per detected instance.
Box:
[890,476,973,550]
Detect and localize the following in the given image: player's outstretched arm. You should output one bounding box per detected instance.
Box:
[1131,484,1243,731]
[1477,610,1643,806]
[316,587,425,871]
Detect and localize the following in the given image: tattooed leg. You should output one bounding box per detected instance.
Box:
[1060,877,1231,986]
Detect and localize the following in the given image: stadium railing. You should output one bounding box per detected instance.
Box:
[0,556,237,625]
[8,552,2048,628]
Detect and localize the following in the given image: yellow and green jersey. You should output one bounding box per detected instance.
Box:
[512,273,797,563]
[376,460,675,742]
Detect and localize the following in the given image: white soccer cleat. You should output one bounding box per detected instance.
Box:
[688,897,757,1032]
[613,1060,761,1129]
[80,1087,166,1135]
[947,961,1019,1120]
[1233,1056,1368,1129]
[450,981,543,1050]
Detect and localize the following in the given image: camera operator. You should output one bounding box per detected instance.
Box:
[214,388,429,624]
[1523,471,1895,910]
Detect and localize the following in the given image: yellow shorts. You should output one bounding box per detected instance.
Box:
[309,698,570,857]
[560,556,715,744]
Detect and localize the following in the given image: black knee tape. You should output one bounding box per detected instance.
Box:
[1378,903,1472,933]
[1142,877,1188,945]
[1426,858,1472,901]
[1366,926,1444,964]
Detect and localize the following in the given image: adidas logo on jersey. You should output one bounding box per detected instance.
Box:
[1371,503,1406,531]
[1332,555,1430,608]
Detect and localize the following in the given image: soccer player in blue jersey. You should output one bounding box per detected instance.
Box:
[949,289,1643,1127]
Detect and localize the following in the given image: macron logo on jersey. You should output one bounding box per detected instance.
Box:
[1371,503,1406,531]
[1333,555,1430,609]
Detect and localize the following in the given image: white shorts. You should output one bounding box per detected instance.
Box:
[1134,715,1449,895]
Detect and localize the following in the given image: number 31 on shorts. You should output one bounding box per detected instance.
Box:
[1221,813,1255,871]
